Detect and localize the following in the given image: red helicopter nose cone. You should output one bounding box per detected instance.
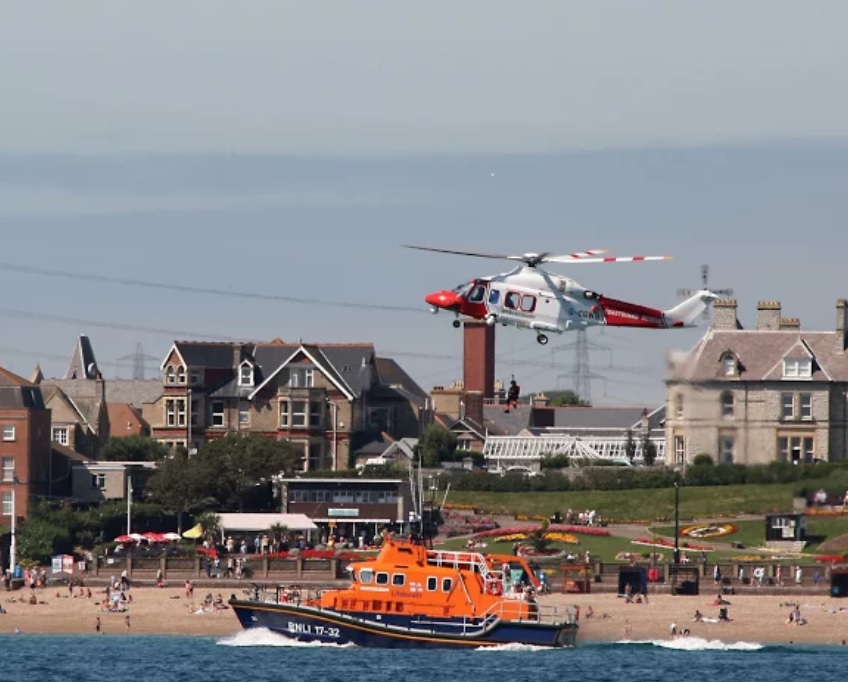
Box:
[425,290,460,309]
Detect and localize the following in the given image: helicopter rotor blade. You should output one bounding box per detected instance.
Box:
[402,245,514,260]
[543,255,672,265]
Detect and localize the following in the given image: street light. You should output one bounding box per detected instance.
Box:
[326,399,338,471]
[9,474,18,576]
[673,477,681,565]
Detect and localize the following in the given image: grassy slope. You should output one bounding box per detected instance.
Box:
[448,483,801,523]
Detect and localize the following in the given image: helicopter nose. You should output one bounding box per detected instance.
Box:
[425,290,460,310]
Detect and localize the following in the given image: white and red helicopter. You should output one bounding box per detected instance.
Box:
[406,245,718,345]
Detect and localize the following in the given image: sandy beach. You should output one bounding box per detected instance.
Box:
[3,584,848,645]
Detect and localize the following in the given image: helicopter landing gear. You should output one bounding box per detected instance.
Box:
[536,333,549,345]
[452,319,461,329]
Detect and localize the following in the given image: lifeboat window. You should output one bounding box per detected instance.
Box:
[442,578,453,592]
[392,573,406,587]
[359,569,373,584]
[376,572,389,586]
[372,600,381,611]
[504,292,521,310]
[395,602,404,613]
[488,289,501,305]
[520,295,536,313]
[468,284,486,303]
[426,576,438,591]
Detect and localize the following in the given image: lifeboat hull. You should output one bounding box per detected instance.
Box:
[230,599,578,649]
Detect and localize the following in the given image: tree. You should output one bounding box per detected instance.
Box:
[198,433,299,511]
[99,435,170,462]
[550,391,591,407]
[416,425,458,468]
[625,429,637,465]
[642,437,658,467]
[525,519,551,554]
[146,449,214,533]
[692,453,714,466]
[196,511,221,546]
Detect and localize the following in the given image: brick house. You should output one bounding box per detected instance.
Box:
[148,339,428,470]
[0,367,51,525]
[665,298,848,465]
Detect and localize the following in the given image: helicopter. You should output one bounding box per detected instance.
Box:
[405,245,718,345]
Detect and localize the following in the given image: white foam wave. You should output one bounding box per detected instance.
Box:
[618,637,763,651]
[217,628,356,648]
[474,642,550,652]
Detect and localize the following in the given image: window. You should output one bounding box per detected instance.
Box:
[176,366,186,384]
[211,401,225,427]
[189,369,200,385]
[166,399,187,427]
[721,354,736,377]
[190,399,199,427]
[783,358,812,379]
[304,368,314,388]
[238,363,254,387]
[426,576,438,592]
[488,289,501,305]
[1,492,11,516]
[52,427,69,446]
[375,572,389,586]
[2,425,14,441]
[392,574,406,587]
[721,392,734,418]
[673,436,686,465]
[289,368,314,388]
[239,409,250,426]
[778,435,815,464]
[520,295,537,313]
[781,393,795,420]
[675,394,684,419]
[442,578,453,592]
[165,366,175,384]
[719,435,735,464]
[291,401,308,428]
[177,399,187,427]
[1,457,14,483]
[799,393,812,421]
[91,473,106,489]
[504,292,521,310]
[280,401,291,428]
[309,403,322,429]
[359,569,373,584]
[468,285,486,303]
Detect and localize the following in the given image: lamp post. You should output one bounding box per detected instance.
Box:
[673,478,680,565]
[327,400,338,471]
[9,474,18,575]
[126,475,133,535]
[187,388,193,452]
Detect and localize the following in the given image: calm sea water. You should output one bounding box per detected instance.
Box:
[0,630,844,682]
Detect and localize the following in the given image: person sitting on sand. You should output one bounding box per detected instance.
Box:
[693,609,703,622]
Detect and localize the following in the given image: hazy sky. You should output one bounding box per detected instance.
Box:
[1,2,848,407]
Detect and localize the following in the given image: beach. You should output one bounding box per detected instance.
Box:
[3,583,848,644]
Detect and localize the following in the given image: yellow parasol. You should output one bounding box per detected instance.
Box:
[182,523,204,539]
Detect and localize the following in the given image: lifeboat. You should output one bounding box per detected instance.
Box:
[229,534,578,648]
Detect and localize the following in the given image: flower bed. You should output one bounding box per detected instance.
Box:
[473,524,609,539]
[680,523,738,539]
[487,531,580,545]
[632,536,714,552]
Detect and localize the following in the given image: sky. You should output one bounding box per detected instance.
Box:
[1,2,848,407]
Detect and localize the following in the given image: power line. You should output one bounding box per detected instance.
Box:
[0,260,424,314]
[677,264,733,327]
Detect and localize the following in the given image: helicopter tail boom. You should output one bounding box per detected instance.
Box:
[598,290,717,329]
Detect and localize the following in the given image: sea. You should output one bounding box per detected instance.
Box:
[0,630,843,682]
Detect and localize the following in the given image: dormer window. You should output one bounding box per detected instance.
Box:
[721,353,737,377]
[165,366,175,384]
[783,358,812,379]
[176,366,186,385]
[239,362,254,387]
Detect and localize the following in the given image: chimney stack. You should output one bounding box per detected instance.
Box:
[779,317,801,331]
[713,299,739,330]
[463,390,484,427]
[463,321,495,399]
[838,299,848,351]
[756,301,781,330]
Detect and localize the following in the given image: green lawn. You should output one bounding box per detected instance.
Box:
[448,483,804,523]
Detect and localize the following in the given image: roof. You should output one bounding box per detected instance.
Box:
[0,366,33,387]
[51,442,92,463]
[65,335,99,380]
[107,403,149,436]
[216,513,317,533]
[375,357,429,405]
[482,405,533,435]
[669,329,848,382]
[41,379,105,434]
[104,380,162,407]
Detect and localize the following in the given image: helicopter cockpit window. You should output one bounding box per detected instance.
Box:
[504,292,521,310]
[468,284,486,303]
[453,282,474,297]
[488,289,501,305]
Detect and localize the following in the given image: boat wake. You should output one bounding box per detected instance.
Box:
[474,643,551,653]
[618,637,764,652]
[217,628,356,648]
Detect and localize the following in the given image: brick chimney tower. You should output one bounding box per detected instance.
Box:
[463,321,495,400]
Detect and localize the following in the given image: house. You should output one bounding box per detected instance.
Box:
[665,298,848,465]
[33,337,160,456]
[150,339,429,470]
[0,366,51,526]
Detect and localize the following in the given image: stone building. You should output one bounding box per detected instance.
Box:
[665,298,848,465]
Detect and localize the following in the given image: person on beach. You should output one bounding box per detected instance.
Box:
[125,615,130,632]
[95,617,101,633]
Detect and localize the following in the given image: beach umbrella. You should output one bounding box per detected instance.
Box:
[182,523,204,539]
[114,535,134,543]
[129,533,144,542]
[163,532,182,541]
[143,532,165,543]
